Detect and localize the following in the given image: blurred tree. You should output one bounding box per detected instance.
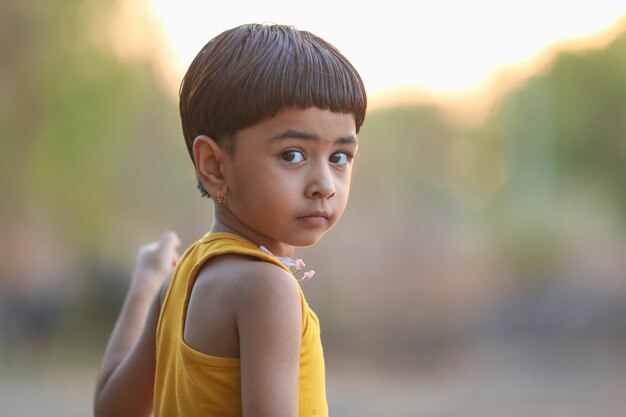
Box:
[482,29,626,281]
[0,0,188,351]
[550,33,626,207]
[355,24,626,289]
[0,0,189,247]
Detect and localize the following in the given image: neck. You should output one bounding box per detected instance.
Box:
[210,206,295,258]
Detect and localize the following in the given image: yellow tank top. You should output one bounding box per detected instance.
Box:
[154,232,328,416]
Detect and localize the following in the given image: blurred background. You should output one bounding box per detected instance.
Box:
[1,1,626,416]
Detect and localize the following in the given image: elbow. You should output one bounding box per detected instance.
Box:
[93,393,108,417]
[93,390,117,417]
[93,388,152,417]
[94,401,120,417]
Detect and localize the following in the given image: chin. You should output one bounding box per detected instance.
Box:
[290,232,325,248]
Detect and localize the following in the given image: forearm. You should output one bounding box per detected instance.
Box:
[96,281,155,389]
[94,281,161,417]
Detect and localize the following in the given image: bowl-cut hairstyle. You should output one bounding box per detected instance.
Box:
[179,23,367,162]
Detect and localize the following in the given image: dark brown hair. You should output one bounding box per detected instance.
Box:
[179,23,367,163]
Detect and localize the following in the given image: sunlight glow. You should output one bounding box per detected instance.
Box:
[149,0,625,101]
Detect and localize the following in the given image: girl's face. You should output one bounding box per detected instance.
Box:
[219,107,358,255]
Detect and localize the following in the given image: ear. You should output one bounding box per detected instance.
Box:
[192,135,227,198]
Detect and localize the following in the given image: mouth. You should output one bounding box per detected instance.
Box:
[297,211,331,227]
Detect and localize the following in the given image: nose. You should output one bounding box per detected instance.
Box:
[306,160,336,199]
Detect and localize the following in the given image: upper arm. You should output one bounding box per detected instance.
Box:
[236,263,302,417]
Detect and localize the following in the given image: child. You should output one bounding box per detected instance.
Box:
[94,23,367,417]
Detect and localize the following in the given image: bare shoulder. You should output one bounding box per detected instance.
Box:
[231,257,301,307]
[204,255,303,336]
[226,258,303,415]
[231,257,303,349]
[185,254,301,358]
[194,254,299,298]
[187,255,303,414]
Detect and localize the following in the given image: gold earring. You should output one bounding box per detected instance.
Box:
[216,189,227,205]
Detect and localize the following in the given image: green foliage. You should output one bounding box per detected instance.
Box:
[356,27,626,282]
[0,0,182,244]
[482,31,626,275]
[550,35,626,206]
[356,105,459,206]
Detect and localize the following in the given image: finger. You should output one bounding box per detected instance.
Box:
[159,231,181,252]
[157,231,181,269]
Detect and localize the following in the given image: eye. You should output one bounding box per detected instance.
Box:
[329,151,352,166]
[281,149,305,164]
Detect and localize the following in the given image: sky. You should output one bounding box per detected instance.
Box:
[149,0,626,101]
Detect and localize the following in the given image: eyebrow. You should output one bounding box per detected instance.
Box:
[269,129,358,145]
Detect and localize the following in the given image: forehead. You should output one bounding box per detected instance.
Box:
[235,107,358,144]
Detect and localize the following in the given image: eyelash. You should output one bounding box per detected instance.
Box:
[280,149,356,166]
[329,151,355,166]
[281,149,305,164]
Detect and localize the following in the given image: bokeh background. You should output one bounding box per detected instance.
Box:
[1,1,626,416]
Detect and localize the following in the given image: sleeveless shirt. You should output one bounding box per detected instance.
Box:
[154,232,328,416]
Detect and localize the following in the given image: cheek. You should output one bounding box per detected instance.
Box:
[332,179,352,216]
[232,172,292,210]
[336,172,352,198]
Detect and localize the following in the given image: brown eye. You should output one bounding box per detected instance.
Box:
[329,152,349,166]
[281,150,305,164]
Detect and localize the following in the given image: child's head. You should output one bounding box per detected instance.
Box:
[179,23,367,196]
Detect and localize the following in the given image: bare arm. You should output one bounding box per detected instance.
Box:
[237,262,303,417]
[94,232,180,417]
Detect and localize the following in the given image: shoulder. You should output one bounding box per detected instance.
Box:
[196,253,299,291]
[184,254,302,358]
[226,260,302,415]
[215,255,301,329]
[195,254,302,318]
[236,257,300,302]
[201,254,303,347]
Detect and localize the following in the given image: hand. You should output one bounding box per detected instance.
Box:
[131,231,181,296]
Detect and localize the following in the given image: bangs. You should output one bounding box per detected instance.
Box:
[232,27,366,132]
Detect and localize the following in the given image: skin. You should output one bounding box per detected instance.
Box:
[94,232,180,417]
[94,107,358,417]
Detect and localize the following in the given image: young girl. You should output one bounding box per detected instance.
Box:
[94,23,367,417]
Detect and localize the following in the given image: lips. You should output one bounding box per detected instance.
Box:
[297,211,331,226]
